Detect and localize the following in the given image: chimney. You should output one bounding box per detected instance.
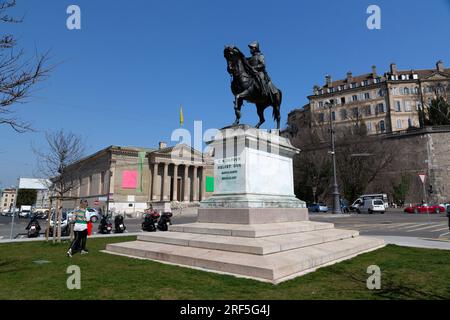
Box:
[346,71,353,82]
[158,141,167,149]
[325,75,332,87]
[371,65,377,77]
[390,63,397,75]
[436,60,444,72]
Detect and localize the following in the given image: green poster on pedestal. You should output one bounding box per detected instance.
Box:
[205,176,214,192]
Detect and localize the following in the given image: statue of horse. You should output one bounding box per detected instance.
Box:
[224,45,282,129]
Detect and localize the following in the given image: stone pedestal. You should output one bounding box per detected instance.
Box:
[105,125,384,284]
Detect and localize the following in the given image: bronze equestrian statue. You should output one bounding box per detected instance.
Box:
[224,41,282,129]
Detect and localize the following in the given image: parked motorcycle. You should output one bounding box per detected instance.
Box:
[98,214,113,234]
[157,212,173,231]
[26,217,41,238]
[114,215,126,233]
[142,211,160,232]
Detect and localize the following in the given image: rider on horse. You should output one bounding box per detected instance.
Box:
[246,41,278,99]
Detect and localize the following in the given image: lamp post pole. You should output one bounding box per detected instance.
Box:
[327,100,341,214]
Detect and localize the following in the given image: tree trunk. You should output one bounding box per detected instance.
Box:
[45,199,52,241]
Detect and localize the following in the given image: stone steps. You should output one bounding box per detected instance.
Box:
[137,228,359,255]
[168,221,335,238]
[105,236,385,283]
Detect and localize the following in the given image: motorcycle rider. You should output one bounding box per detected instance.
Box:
[26,213,41,237]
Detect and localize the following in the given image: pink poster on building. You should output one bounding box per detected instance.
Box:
[122,170,137,189]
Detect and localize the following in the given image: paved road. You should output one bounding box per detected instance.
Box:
[309,210,450,240]
[2,209,449,243]
[0,210,198,240]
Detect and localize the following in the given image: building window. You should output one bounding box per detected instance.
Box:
[329,87,334,93]
[318,113,325,123]
[376,103,385,114]
[351,83,357,89]
[364,92,371,100]
[404,87,410,95]
[340,109,348,120]
[365,105,372,116]
[408,118,413,127]
[378,89,385,97]
[331,111,336,121]
[395,101,401,112]
[374,78,381,83]
[319,101,324,108]
[363,80,369,86]
[352,107,359,118]
[340,85,346,91]
[367,122,373,132]
[380,120,386,132]
[396,119,403,129]
[404,101,412,112]
[341,97,346,105]
[352,95,358,102]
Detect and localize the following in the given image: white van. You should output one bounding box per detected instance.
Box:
[357,199,385,214]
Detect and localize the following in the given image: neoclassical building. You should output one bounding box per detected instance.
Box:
[61,142,214,215]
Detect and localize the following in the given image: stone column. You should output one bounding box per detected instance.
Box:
[162,162,169,201]
[152,163,159,201]
[200,166,206,201]
[183,165,190,202]
[192,165,198,201]
[173,164,178,201]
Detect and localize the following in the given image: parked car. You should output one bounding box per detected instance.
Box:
[307,202,329,213]
[439,202,450,212]
[350,198,363,212]
[86,208,101,222]
[404,204,446,214]
[48,211,71,237]
[357,199,385,214]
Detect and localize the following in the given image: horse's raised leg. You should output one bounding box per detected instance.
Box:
[255,105,265,129]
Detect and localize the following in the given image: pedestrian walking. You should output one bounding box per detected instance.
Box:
[67,199,90,257]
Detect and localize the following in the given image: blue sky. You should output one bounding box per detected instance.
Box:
[0,0,449,187]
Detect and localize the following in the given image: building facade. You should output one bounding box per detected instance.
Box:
[286,61,450,136]
[1,188,16,212]
[61,143,214,215]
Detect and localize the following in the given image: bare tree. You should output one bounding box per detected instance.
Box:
[33,130,85,242]
[1,0,51,132]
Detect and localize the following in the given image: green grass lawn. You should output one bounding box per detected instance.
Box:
[1,236,449,300]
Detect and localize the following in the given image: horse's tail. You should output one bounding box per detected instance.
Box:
[272,89,282,120]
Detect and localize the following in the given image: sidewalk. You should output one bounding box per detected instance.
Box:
[0,232,140,244]
[372,235,450,250]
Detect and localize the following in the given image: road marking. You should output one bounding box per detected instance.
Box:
[434,227,450,232]
[397,223,432,230]
[382,223,418,229]
[405,224,447,232]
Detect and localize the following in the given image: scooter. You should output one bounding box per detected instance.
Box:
[26,218,41,238]
[142,211,160,232]
[157,212,173,231]
[114,215,126,233]
[98,214,113,234]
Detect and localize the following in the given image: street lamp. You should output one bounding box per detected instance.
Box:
[325,100,341,214]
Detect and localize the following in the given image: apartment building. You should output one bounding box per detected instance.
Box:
[287,61,450,136]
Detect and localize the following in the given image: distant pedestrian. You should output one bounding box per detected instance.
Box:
[67,199,90,257]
